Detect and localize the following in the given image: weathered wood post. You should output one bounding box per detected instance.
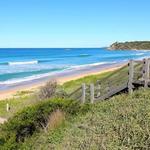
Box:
[143,58,149,88]
[90,83,94,104]
[81,83,86,103]
[128,60,134,94]
[6,103,9,112]
[97,83,101,97]
[142,60,145,81]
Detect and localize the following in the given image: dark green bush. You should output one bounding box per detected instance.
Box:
[0,98,89,149]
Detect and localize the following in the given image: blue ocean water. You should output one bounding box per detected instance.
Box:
[0,48,150,85]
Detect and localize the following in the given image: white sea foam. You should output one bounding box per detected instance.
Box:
[70,62,115,69]
[8,60,38,66]
[0,72,55,85]
[79,54,90,56]
[135,53,145,56]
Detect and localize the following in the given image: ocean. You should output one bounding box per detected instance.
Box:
[0,48,150,90]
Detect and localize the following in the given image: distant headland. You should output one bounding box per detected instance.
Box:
[109,41,150,50]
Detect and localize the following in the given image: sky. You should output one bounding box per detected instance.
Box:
[0,0,150,48]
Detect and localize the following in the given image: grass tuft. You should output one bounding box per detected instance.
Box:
[44,109,65,132]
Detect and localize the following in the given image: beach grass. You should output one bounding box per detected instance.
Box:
[0,91,37,118]
[62,64,128,93]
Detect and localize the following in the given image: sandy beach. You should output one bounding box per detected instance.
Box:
[0,63,125,101]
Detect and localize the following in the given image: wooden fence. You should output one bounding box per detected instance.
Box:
[68,58,150,103]
[128,58,150,93]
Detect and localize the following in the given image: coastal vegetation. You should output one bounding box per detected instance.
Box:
[0,66,150,149]
[0,98,89,149]
[109,41,150,50]
[21,88,150,149]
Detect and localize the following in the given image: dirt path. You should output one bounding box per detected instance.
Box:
[0,117,7,124]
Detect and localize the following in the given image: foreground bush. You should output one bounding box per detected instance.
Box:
[0,98,89,149]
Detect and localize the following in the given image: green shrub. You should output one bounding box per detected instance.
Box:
[0,98,89,149]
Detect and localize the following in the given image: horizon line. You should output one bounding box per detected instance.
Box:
[0,47,107,49]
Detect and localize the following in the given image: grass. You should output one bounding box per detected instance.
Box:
[0,91,37,118]
[45,109,65,132]
[19,88,150,149]
[62,64,128,93]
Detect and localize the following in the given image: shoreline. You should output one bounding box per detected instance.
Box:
[0,63,126,100]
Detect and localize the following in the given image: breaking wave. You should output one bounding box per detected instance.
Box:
[8,61,38,66]
[70,61,116,69]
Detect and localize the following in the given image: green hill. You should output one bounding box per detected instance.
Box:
[0,65,150,149]
[109,41,150,50]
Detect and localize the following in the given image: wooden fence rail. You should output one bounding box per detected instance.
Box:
[68,58,150,104]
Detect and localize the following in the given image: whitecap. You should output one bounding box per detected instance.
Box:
[8,60,38,66]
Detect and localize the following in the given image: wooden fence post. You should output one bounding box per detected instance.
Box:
[90,83,94,104]
[144,58,149,88]
[128,60,134,94]
[97,83,101,97]
[6,103,9,112]
[81,83,86,103]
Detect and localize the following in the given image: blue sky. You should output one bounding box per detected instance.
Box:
[0,0,150,48]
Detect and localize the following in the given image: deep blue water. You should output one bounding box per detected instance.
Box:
[0,48,150,85]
